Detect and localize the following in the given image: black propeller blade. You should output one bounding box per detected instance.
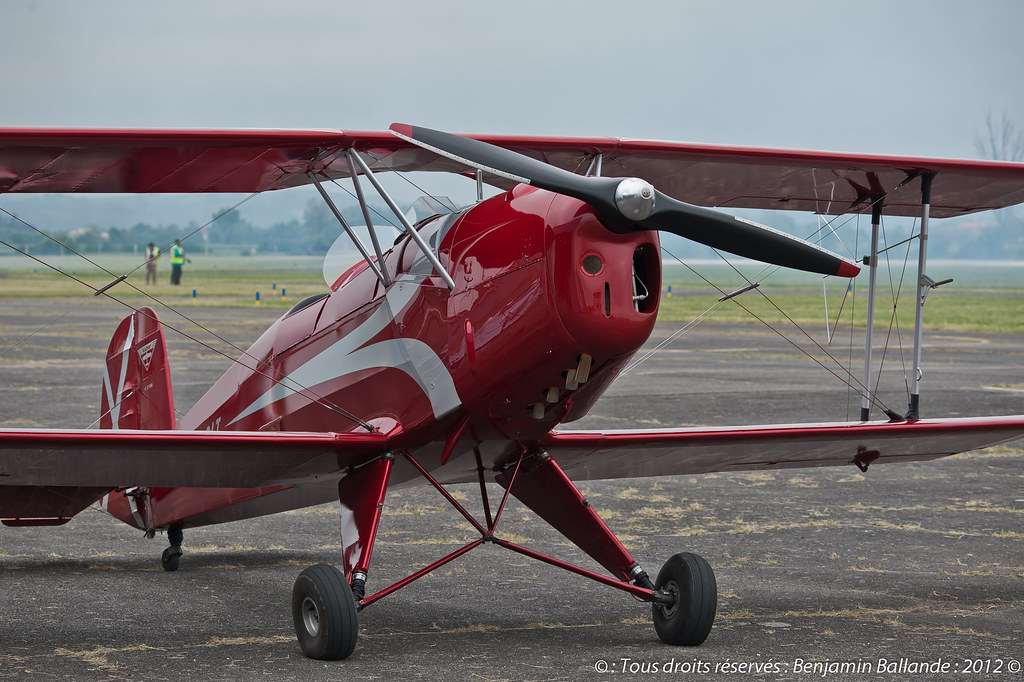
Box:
[389,123,860,278]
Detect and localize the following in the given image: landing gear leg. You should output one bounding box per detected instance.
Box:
[161,524,183,572]
[495,452,650,581]
[652,552,716,646]
[291,453,393,660]
[497,452,717,646]
[302,447,719,656]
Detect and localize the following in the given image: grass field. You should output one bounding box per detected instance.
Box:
[1,254,1022,331]
[0,253,328,309]
[658,261,1024,333]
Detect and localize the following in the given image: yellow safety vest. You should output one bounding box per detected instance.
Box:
[170,245,185,265]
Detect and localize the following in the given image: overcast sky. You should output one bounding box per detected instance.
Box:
[2,0,1022,160]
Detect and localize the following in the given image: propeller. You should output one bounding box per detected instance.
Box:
[389,124,860,278]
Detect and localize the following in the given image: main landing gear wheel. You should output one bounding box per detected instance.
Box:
[292,564,358,660]
[652,552,716,646]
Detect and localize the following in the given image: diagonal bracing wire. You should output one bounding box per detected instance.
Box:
[0,201,374,431]
[648,246,900,418]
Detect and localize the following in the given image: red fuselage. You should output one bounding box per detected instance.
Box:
[108,185,661,528]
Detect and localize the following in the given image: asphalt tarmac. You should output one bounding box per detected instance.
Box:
[1,299,1022,681]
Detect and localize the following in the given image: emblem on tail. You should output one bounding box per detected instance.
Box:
[100,306,176,430]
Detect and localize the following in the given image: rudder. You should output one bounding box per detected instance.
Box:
[100,306,176,430]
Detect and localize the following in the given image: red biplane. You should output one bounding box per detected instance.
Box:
[2,124,1024,660]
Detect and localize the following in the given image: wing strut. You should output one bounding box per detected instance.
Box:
[344,149,392,287]
[345,150,457,290]
[906,173,938,420]
[860,196,884,420]
[308,172,390,288]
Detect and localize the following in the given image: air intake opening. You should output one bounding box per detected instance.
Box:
[632,243,659,313]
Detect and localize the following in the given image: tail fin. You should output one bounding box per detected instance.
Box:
[100,306,176,430]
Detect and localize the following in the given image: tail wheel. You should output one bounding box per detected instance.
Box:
[292,564,358,660]
[161,525,183,572]
[161,546,182,572]
[652,552,716,646]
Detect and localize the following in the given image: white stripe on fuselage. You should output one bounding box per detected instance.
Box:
[227,246,461,427]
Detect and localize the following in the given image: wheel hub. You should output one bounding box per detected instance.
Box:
[658,581,680,619]
[301,596,321,637]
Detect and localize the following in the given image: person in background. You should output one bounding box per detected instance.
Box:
[145,242,160,285]
[170,239,186,285]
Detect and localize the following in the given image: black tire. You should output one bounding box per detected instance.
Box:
[651,552,716,646]
[292,564,358,660]
[161,546,182,572]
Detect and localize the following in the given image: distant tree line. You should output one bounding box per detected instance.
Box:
[1,179,1020,262]
[0,197,403,258]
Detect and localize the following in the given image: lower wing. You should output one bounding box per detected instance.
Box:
[540,416,1024,481]
[4,417,1022,523]
[0,428,391,524]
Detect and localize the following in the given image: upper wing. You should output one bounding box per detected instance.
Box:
[0,128,398,194]
[1,127,1023,217]
[482,135,1024,218]
[540,416,1024,481]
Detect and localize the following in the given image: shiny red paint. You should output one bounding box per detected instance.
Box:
[338,456,393,579]
[100,306,175,430]
[88,184,658,532]
[495,454,639,581]
[355,448,660,610]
